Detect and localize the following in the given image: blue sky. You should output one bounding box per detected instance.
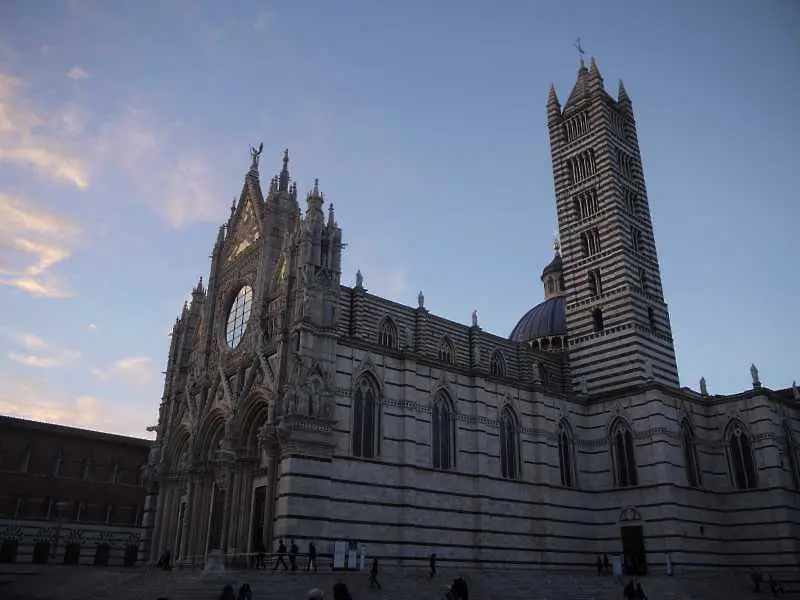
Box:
[0,1,797,438]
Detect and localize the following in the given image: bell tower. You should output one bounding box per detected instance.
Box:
[547,58,679,394]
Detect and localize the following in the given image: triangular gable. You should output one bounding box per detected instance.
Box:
[228,194,262,260]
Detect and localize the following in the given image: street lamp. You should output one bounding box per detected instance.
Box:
[50,500,71,561]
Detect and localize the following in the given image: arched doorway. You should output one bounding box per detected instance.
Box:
[619,506,647,575]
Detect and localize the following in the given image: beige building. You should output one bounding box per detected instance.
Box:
[143,59,800,573]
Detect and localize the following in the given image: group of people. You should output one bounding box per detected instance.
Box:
[265,538,318,572]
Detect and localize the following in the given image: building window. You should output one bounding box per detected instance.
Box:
[727,421,757,490]
[432,391,456,470]
[377,317,397,349]
[52,450,64,477]
[490,350,506,377]
[617,148,634,180]
[566,149,597,184]
[19,446,31,473]
[352,374,381,459]
[573,187,600,221]
[564,111,590,142]
[624,189,638,214]
[631,227,642,254]
[499,406,519,480]
[588,269,602,298]
[610,418,638,488]
[592,308,604,332]
[681,420,702,488]
[647,307,657,333]
[81,457,93,481]
[537,361,549,386]
[558,420,576,488]
[437,337,454,364]
[580,228,601,258]
[784,422,799,490]
[611,110,626,138]
[638,268,648,294]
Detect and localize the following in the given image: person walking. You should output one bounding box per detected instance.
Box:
[369,558,382,589]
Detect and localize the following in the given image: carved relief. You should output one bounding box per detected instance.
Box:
[619,506,642,523]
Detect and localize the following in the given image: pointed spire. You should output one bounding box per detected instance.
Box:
[548,83,560,108]
[589,57,602,82]
[618,79,631,107]
[230,197,236,218]
[193,276,204,296]
[278,149,290,192]
[564,59,590,110]
[312,178,320,197]
[327,202,335,227]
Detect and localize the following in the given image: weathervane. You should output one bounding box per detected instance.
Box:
[574,38,585,62]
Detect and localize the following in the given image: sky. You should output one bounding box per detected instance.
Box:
[0,0,797,439]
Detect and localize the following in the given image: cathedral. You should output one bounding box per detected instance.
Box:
[142,58,800,573]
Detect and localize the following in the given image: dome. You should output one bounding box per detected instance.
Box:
[541,252,562,280]
[509,296,567,343]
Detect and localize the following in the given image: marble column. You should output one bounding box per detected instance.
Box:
[152,486,171,560]
[178,478,192,562]
[219,469,233,555]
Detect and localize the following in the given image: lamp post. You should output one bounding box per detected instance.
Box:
[50,500,71,561]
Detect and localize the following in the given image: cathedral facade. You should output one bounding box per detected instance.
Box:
[143,59,800,572]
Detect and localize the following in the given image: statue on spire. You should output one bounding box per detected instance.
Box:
[250,142,264,170]
[553,230,561,254]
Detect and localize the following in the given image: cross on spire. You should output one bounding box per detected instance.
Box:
[574,37,585,64]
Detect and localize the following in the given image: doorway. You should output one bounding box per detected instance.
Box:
[620,525,647,575]
[93,543,111,566]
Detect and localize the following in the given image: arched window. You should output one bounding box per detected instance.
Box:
[784,422,799,490]
[558,420,576,488]
[648,307,657,333]
[432,392,456,470]
[610,418,638,488]
[490,350,506,378]
[352,375,381,459]
[681,420,701,488]
[437,337,454,364]
[377,317,397,349]
[499,406,519,480]
[727,421,757,490]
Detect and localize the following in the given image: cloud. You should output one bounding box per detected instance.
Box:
[91,356,157,389]
[0,194,82,298]
[0,327,82,368]
[0,73,89,189]
[0,377,153,438]
[87,323,97,331]
[66,66,89,80]
[93,109,223,228]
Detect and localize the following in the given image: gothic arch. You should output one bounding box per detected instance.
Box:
[352,355,384,398]
[490,349,506,378]
[557,418,576,488]
[164,426,192,470]
[725,418,757,490]
[236,393,271,451]
[680,418,702,488]
[499,404,520,480]
[431,390,456,470]
[376,316,398,349]
[195,409,227,460]
[609,416,638,488]
[437,336,455,364]
[783,421,799,490]
[351,371,382,459]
